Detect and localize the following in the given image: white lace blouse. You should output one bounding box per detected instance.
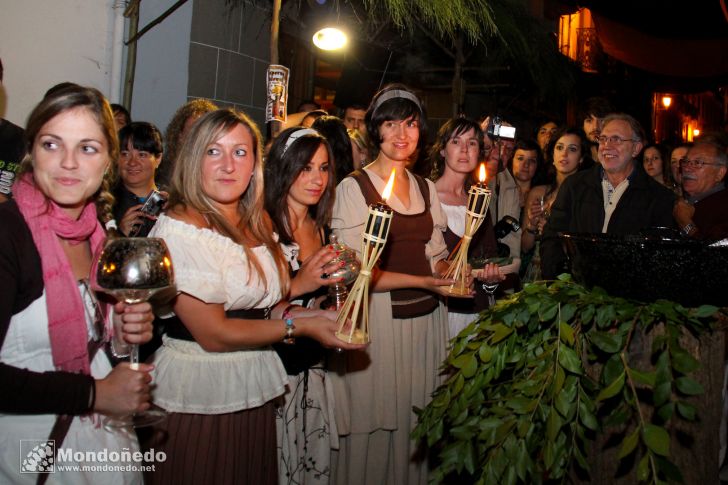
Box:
[148,215,287,414]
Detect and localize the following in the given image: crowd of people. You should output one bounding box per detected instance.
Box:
[1,71,728,485]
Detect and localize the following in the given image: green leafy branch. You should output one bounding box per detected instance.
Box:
[413,276,720,484]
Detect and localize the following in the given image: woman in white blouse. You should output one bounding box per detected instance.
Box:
[429,117,505,337]
[147,109,363,484]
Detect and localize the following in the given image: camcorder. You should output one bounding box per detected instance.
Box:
[486,116,516,140]
[129,190,167,237]
[494,215,521,257]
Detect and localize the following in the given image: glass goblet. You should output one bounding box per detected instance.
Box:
[321,234,361,311]
[90,237,174,428]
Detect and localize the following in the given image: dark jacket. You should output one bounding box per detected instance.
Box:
[692,187,728,241]
[541,163,676,279]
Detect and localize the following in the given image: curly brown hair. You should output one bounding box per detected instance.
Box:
[160,98,217,186]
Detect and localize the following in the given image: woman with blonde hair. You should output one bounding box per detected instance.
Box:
[147,109,363,484]
[348,127,370,171]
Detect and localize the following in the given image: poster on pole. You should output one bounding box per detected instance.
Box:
[266,65,289,123]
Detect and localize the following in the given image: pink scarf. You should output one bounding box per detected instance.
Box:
[13,173,109,375]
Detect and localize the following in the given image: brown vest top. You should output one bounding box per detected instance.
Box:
[351,170,439,318]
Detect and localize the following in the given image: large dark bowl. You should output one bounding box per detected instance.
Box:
[561,232,728,307]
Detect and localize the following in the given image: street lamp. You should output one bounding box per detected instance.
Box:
[661,96,672,109]
[313,26,347,50]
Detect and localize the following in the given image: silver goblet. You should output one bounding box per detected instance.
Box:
[321,234,361,311]
[91,237,174,428]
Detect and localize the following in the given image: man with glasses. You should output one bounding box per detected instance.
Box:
[673,140,728,240]
[541,113,675,279]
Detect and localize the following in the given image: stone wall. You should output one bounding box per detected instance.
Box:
[189,0,271,127]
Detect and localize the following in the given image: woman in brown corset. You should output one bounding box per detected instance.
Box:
[330,84,459,485]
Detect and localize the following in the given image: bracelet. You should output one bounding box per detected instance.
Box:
[482,282,499,294]
[283,317,296,344]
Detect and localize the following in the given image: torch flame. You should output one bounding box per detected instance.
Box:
[382,168,396,201]
[478,163,486,183]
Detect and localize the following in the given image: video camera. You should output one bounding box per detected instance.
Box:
[486,116,516,140]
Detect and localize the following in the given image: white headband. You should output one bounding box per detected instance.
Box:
[371,89,422,114]
[282,128,318,154]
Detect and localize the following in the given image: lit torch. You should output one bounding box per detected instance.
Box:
[443,163,492,296]
[335,169,395,343]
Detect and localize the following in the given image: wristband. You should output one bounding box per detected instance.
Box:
[88,380,97,412]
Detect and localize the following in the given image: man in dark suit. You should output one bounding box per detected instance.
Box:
[541,113,675,279]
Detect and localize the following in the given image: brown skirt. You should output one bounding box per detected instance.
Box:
[145,401,278,485]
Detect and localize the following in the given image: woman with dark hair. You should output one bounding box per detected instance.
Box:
[536,119,558,155]
[429,117,505,336]
[147,110,363,484]
[507,139,543,212]
[643,142,676,190]
[330,84,455,485]
[302,109,328,128]
[521,126,588,281]
[113,121,165,236]
[265,126,342,484]
[312,115,355,184]
[0,86,154,483]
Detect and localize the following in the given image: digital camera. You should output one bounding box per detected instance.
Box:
[129,190,167,237]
